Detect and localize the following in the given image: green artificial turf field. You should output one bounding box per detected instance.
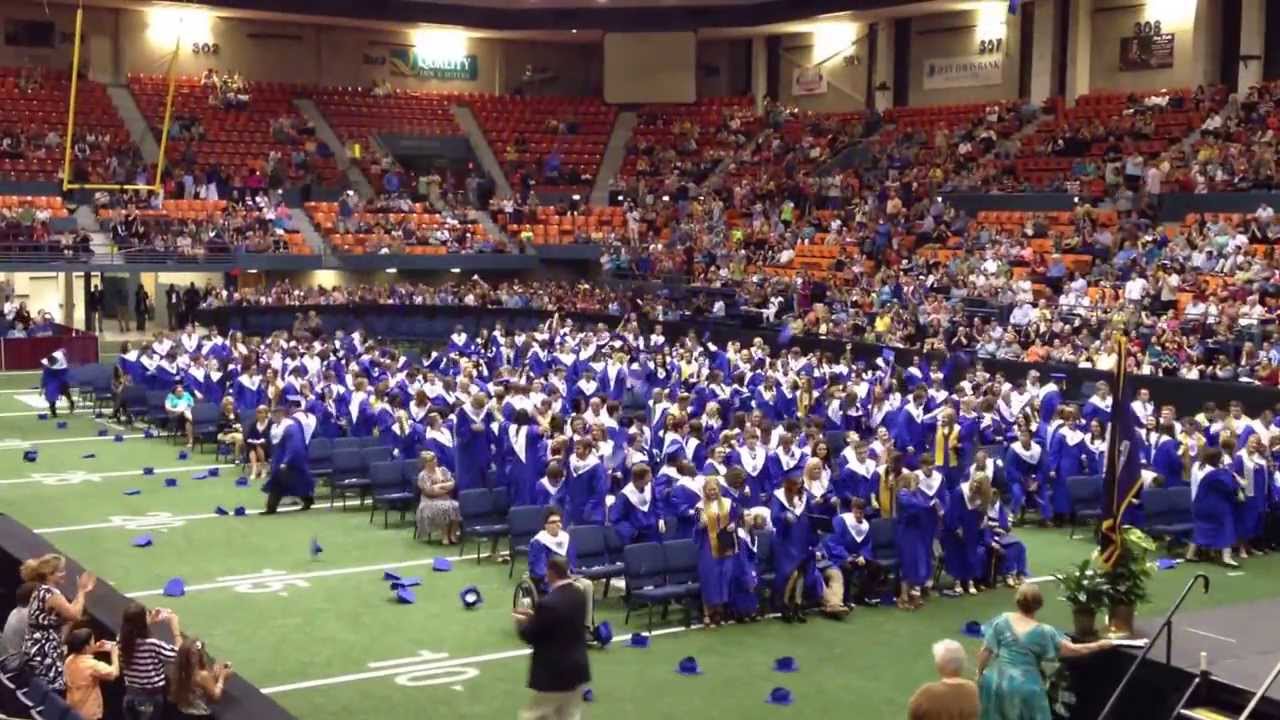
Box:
[1,368,1276,719]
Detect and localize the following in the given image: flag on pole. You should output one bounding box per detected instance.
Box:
[1099,333,1142,568]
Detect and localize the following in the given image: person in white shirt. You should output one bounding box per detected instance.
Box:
[1123,276,1149,309]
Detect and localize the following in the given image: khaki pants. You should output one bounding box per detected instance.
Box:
[571,578,595,630]
[820,567,845,612]
[519,684,586,720]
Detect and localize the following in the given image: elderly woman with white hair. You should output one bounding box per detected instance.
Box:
[416,451,460,544]
[907,639,979,720]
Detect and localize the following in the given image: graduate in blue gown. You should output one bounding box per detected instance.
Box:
[609,464,664,544]
[822,498,883,605]
[532,465,570,514]
[39,350,73,417]
[767,477,821,622]
[453,395,494,494]
[1081,382,1113,429]
[893,470,938,609]
[668,469,706,540]
[233,369,265,414]
[527,508,578,592]
[1046,408,1087,522]
[915,455,948,579]
[942,475,991,595]
[694,480,741,626]
[730,516,765,620]
[1003,429,1041,518]
[1188,448,1242,567]
[834,440,880,514]
[504,411,544,507]
[766,433,808,493]
[565,440,607,526]
[385,410,425,461]
[733,429,771,504]
[421,413,456,474]
[1231,434,1271,555]
[263,399,315,514]
[982,497,1028,586]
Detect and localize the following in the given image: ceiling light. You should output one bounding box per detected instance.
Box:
[450,267,462,273]
[386,267,398,274]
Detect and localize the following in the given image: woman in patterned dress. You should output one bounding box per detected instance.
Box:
[416,451,460,544]
[20,554,97,692]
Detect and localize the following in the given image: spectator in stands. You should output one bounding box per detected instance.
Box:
[0,582,35,657]
[170,637,233,718]
[64,628,120,720]
[119,603,181,720]
[19,554,98,693]
[135,284,150,332]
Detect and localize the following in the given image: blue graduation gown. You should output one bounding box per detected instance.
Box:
[1049,429,1088,516]
[565,455,607,526]
[1152,437,1184,488]
[982,502,1028,577]
[387,422,425,461]
[505,424,544,507]
[40,365,69,405]
[766,447,807,493]
[422,427,456,473]
[767,489,821,605]
[731,528,763,617]
[1081,397,1112,429]
[669,480,704,540]
[266,417,315,499]
[822,513,872,565]
[1003,443,1041,516]
[732,445,770,504]
[834,459,878,509]
[527,531,577,592]
[454,407,493,493]
[532,477,570,514]
[895,488,934,586]
[1193,468,1239,550]
[942,486,986,583]
[1231,453,1269,542]
[694,500,742,607]
[609,484,662,544]
[233,376,265,413]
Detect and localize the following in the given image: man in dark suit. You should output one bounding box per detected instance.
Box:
[514,556,590,720]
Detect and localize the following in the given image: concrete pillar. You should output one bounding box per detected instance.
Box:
[61,272,75,328]
[872,20,894,110]
[1064,0,1093,105]
[1029,0,1058,102]
[751,36,768,112]
[1240,0,1266,93]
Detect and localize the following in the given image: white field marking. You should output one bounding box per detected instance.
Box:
[13,394,51,409]
[367,651,450,669]
[261,650,524,695]
[0,388,46,394]
[216,570,288,582]
[1227,571,1245,577]
[0,432,146,450]
[36,505,313,533]
[0,462,232,486]
[0,370,44,375]
[124,549,498,598]
[1184,627,1238,644]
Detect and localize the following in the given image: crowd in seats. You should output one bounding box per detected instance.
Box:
[100,190,308,259]
[616,97,758,197]
[1154,80,1280,194]
[305,192,502,255]
[0,195,84,257]
[0,66,139,183]
[494,204,625,245]
[472,96,615,195]
[128,72,342,192]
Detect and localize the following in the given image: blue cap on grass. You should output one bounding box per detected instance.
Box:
[131,533,153,548]
[459,585,483,609]
[192,472,209,480]
[36,413,48,421]
[123,489,141,496]
[143,429,156,439]
[207,467,220,477]
[773,656,798,673]
[963,620,984,638]
[395,587,417,604]
[433,557,453,572]
[113,434,124,442]
[235,476,250,487]
[592,621,613,647]
[676,657,703,676]
[97,429,108,437]
[1156,557,1178,570]
[310,536,323,558]
[22,449,37,462]
[626,633,650,649]
[163,577,185,597]
[142,467,155,476]
[164,478,178,488]
[766,687,793,706]
[178,450,189,461]
[582,689,594,703]
[81,453,95,459]
[215,506,229,516]
[56,421,67,430]
[383,570,402,582]
[233,506,246,517]
[390,577,422,590]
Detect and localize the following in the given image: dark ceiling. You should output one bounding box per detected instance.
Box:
[199,0,914,32]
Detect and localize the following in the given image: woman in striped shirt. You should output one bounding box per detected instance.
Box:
[119,602,181,720]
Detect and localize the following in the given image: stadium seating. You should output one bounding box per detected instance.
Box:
[470,95,615,195]
[303,200,489,254]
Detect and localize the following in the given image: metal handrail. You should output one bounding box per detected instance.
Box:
[1098,572,1211,720]
[1239,656,1280,720]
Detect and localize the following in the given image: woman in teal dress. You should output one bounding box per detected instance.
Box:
[976,583,1114,720]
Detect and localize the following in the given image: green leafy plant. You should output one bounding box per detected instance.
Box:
[1098,527,1156,607]
[1053,559,1108,613]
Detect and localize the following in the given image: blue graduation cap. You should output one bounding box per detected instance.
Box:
[93,411,104,419]
[143,429,156,439]
[382,570,403,582]
[963,620,984,639]
[626,633,650,649]
[163,478,178,488]
[766,687,793,706]
[131,533,154,548]
[395,587,417,604]
[390,577,422,590]
[22,449,37,462]
[582,688,594,703]
[123,488,141,496]
[592,621,613,648]
[773,656,798,673]
[36,413,48,421]
[81,453,95,459]
[676,656,703,676]
[178,450,189,461]
[777,322,794,345]
[162,577,186,597]
[55,421,67,430]
[215,505,229,516]
[235,476,250,487]
[310,536,324,558]
[1155,557,1178,570]
[191,472,209,480]
[142,467,155,476]
[97,429,108,437]
[207,468,220,477]
[459,585,483,609]
[233,506,246,517]
[432,557,453,572]
[113,434,124,442]
[881,348,896,364]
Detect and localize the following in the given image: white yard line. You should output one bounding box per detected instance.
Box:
[35,505,318,533]
[0,462,233,485]
[1184,627,1238,644]
[0,432,146,449]
[260,649,532,694]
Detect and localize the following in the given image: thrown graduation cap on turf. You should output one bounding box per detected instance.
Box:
[163,577,185,597]
[310,536,323,558]
[143,429,156,439]
[233,506,246,517]
[235,476,250,487]
[582,688,594,703]
[131,533,154,548]
[766,687,794,706]
[626,633,650,649]
[390,577,422,590]
[215,505,230,516]
[113,434,124,442]
[177,450,189,461]
[81,453,95,459]
[432,557,453,572]
[773,656,798,673]
[383,570,403,582]
[22,449,37,462]
[1155,557,1178,570]
[36,413,49,421]
[191,471,209,480]
[676,656,703,676]
[459,585,483,609]
[395,587,417,604]
[963,620,984,639]
[97,429,109,437]
[592,621,613,648]
[55,421,67,430]
[142,467,155,476]
[164,477,178,488]
[123,488,141,496]
[207,467,220,477]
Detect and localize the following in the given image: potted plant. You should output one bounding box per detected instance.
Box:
[1053,559,1107,640]
[1101,527,1156,638]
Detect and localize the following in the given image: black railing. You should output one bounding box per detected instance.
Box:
[1099,572,1211,720]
